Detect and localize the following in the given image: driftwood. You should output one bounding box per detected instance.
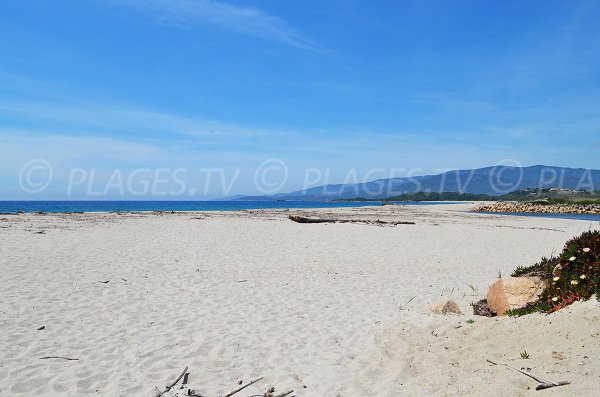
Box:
[371,219,415,225]
[273,391,294,397]
[156,369,294,397]
[535,382,571,391]
[288,215,331,223]
[288,215,415,226]
[486,359,570,391]
[155,366,189,397]
[221,377,263,397]
[255,391,294,397]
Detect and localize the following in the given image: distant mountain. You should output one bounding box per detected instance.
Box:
[215,194,247,201]
[234,165,600,201]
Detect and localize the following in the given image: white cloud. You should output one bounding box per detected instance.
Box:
[112,0,323,51]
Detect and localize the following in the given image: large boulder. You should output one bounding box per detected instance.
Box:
[487,277,546,315]
[430,299,463,315]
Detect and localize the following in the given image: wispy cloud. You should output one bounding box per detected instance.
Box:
[0,100,291,141]
[112,0,323,51]
[0,127,274,168]
[0,130,163,167]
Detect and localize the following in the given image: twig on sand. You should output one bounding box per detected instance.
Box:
[155,366,189,397]
[221,377,264,397]
[64,279,79,301]
[39,356,79,361]
[249,388,294,397]
[155,370,292,397]
[399,296,417,311]
[274,391,294,397]
[486,359,570,391]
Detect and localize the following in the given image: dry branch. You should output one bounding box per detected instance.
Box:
[39,356,78,361]
[221,377,264,397]
[155,370,293,397]
[155,366,189,397]
[288,215,332,223]
[486,359,570,391]
[371,219,415,225]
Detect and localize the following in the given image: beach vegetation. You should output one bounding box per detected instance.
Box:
[467,284,478,295]
[506,230,600,316]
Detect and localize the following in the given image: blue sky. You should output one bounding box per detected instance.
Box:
[1,0,600,198]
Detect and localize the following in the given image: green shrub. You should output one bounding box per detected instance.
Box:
[507,230,600,316]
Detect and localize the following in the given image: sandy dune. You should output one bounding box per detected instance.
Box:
[0,204,598,396]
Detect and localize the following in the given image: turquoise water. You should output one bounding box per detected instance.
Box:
[0,200,455,214]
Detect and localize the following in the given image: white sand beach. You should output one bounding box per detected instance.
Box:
[1,204,598,396]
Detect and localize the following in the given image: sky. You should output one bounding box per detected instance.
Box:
[1,0,600,199]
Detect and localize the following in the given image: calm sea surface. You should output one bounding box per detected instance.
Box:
[0,200,455,214]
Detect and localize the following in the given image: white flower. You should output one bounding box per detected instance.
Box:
[570,280,579,285]
[552,297,558,302]
[583,248,591,253]
[569,256,576,262]
[553,276,560,281]
[580,274,587,280]
[552,264,562,275]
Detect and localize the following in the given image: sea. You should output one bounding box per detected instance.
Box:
[0,201,599,221]
[0,200,448,214]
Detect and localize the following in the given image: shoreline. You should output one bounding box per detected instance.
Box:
[6,201,600,223]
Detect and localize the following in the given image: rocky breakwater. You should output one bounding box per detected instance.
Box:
[474,201,600,215]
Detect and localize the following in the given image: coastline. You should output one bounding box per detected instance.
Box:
[1,203,598,396]
[474,201,600,215]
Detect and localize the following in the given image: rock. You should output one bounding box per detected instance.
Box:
[487,277,546,315]
[473,201,600,215]
[430,299,462,315]
[471,299,496,317]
